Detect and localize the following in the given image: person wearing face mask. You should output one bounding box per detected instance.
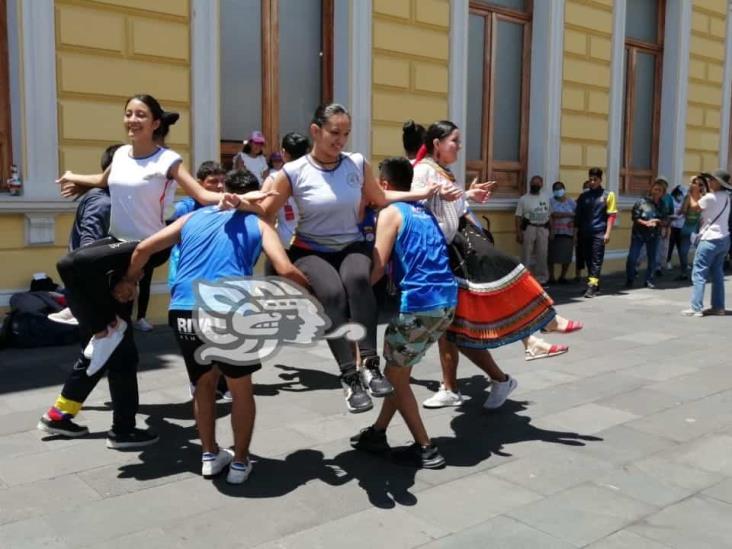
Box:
[548,181,576,284]
[515,176,551,284]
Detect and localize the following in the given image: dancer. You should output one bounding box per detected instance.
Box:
[256,103,445,414]
[350,157,456,469]
[113,169,308,483]
[411,121,577,410]
[54,95,267,422]
[38,144,147,447]
[402,120,426,162]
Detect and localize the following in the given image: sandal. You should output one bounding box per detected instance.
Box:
[542,320,583,334]
[525,343,569,361]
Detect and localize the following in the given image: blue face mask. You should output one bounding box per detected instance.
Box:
[553,189,565,199]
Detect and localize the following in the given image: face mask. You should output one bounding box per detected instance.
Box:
[530,185,541,194]
[553,189,565,199]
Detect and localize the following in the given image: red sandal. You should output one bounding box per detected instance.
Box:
[525,343,569,361]
[542,320,583,334]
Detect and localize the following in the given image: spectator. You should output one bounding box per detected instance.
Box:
[654,177,674,278]
[268,151,284,173]
[575,167,617,298]
[548,181,576,284]
[573,180,591,282]
[667,183,689,278]
[626,180,665,289]
[682,169,731,317]
[515,175,551,284]
[232,131,268,185]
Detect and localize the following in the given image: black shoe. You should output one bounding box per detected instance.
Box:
[359,356,394,397]
[624,279,633,289]
[106,428,159,449]
[645,281,656,289]
[37,414,89,438]
[350,426,389,453]
[583,285,598,298]
[655,269,663,278]
[340,371,373,413]
[675,274,688,281]
[392,442,446,469]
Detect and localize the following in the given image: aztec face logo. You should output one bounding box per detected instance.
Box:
[193,277,365,366]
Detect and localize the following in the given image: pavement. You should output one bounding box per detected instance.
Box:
[0,272,731,548]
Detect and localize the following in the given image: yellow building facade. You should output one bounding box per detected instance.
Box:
[2,0,731,322]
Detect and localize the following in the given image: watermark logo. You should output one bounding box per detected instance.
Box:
[192,277,365,366]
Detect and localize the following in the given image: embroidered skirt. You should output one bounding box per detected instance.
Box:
[446,217,556,349]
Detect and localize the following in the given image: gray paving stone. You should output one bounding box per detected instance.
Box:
[0,474,101,525]
[631,455,723,492]
[85,528,172,549]
[402,471,542,533]
[0,516,69,549]
[592,465,694,507]
[535,403,639,435]
[420,515,576,549]
[488,446,614,495]
[630,496,732,549]
[586,529,671,548]
[506,483,657,547]
[672,434,732,475]
[702,478,732,505]
[595,388,683,417]
[647,365,732,401]
[572,425,677,465]
[252,507,448,549]
[623,361,699,382]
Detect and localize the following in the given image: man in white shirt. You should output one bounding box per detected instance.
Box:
[515,175,552,284]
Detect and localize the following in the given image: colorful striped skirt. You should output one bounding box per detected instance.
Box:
[446,217,556,349]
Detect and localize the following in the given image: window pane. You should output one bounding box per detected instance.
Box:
[492,19,524,163]
[473,0,527,12]
[279,0,322,138]
[220,0,262,141]
[466,14,486,162]
[625,0,658,44]
[630,51,656,169]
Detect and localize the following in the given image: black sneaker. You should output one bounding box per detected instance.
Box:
[106,428,159,449]
[359,356,394,397]
[37,414,89,438]
[340,371,373,413]
[350,426,389,453]
[624,279,633,289]
[583,284,598,298]
[392,442,446,469]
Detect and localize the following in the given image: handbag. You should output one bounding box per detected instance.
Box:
[692,195,729,247]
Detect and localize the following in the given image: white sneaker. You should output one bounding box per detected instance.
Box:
[134,318,154,332]
[422,384,468,409]
[680,308,703,318]
[86,318,127,376]
[666,262,673,270]
[220,391,233,402]
[188,383,196,399]
[483,376,518,410]
[48,307,78,326]
[201,447,234,478]
[226,458,253,484]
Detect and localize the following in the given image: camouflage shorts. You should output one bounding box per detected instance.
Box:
[383,307,455,368]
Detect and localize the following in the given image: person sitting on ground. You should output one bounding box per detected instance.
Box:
[113,169,309,484]
[350,157,457,469]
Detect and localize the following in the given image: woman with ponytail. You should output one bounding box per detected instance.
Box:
[45,94,268,448]
[414,121,581,411]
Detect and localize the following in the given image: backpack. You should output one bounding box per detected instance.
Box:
[4,291,79,348]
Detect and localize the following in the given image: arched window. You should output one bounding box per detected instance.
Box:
[466,0,532,196]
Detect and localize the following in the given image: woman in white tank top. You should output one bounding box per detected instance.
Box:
[258,103,446,414]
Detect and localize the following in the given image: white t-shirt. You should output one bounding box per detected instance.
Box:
[108,145,182,241]
[515,193,552,225]
[234,152,268,185]
[698,190,730,241]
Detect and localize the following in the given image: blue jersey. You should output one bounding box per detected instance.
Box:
[167,197,206,285]
[169,207,262,310]
[391,202,457,313]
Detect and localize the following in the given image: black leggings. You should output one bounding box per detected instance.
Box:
[288,241,378,374]
[57,237,170,333]
[136,268,154,320]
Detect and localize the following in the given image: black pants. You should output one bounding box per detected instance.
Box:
[578,232,606,284]
[59,305,139,433]
[136,268,154,320]
[56,237,169,333]
[288,241,378,374]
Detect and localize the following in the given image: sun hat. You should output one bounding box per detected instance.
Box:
[247,131,266,145]
[709,169,732,190]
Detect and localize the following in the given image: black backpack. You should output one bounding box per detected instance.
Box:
[3,292,79,348]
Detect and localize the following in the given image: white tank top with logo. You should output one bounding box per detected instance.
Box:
[283,152,365,252]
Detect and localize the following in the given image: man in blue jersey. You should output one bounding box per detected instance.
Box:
[350,157,457,469]
[114,170,309,484]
